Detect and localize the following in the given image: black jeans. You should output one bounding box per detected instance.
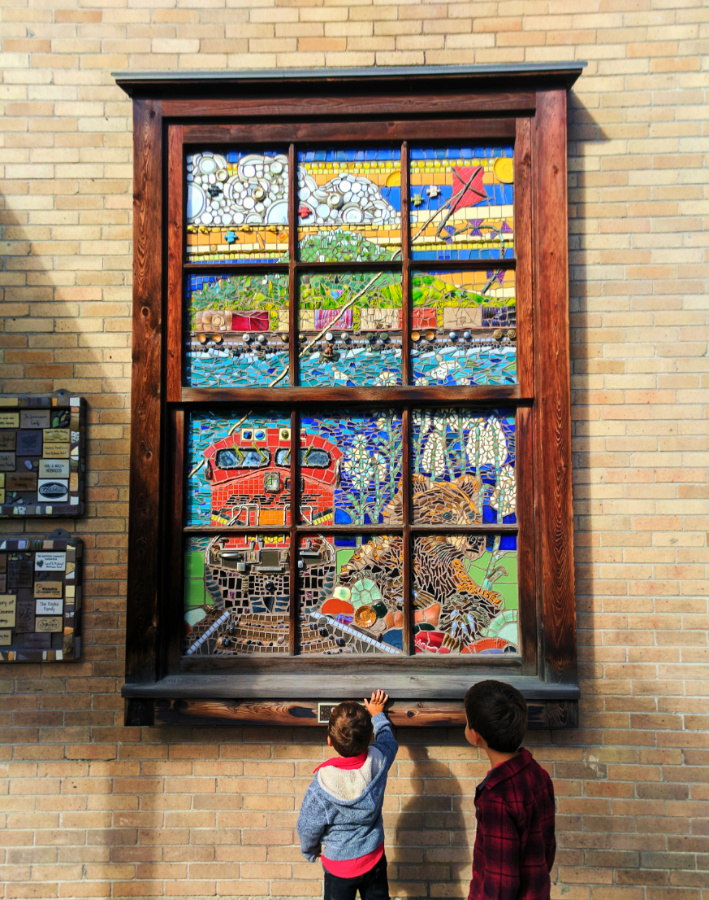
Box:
[323,854,389,900]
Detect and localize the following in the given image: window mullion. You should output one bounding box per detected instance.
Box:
[401,140,411,388]
[288,142,297,388]
[289,144,298,656]
[401,142,412,655]
[289,409,299,656]
[401,407,412,657]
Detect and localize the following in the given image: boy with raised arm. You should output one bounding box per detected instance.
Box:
[297,690,398,900]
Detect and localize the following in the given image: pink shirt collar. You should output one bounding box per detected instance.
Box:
[314,750,368,772]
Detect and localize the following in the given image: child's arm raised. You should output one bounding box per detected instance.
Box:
[296,783,327,862]
[365,689,398,770]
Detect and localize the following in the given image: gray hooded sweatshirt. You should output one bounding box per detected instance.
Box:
[297,713,398,863]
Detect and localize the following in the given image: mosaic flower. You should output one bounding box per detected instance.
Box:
[466,418,508,467]
[376,369,399,386]
[343,434,387,482]
[489,464,516,518]
[422,424,448,479]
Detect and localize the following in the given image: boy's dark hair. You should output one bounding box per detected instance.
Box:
[328,701,373,757]
[464,680,527,753]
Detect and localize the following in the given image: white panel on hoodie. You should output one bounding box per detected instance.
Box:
[317,747,386,803]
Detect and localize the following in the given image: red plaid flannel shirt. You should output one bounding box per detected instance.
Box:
[468,749,556,900]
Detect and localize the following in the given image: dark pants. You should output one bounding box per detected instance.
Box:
[323,854,389,900]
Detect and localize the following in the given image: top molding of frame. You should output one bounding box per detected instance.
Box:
[113,62,586,98]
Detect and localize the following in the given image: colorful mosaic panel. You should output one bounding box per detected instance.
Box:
[0,537,83,663]
[186,150,289,264]
[299,534,404,655]
[298,271,402,387]
[184,273,290,388]
[413,533,518,655]
[0,396,86,518]
[412,409,516,525]
[298,148,401,262]
[411,270,517,386]
[187,411,292,527]
[410,147,514,261]
[300,411,403,526]
[184,533,291,656]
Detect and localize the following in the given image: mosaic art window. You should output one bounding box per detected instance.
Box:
[176,140,524,660]
[120,67,580,729]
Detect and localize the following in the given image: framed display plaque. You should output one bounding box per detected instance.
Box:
[0,395,86,518]
[0,535,83,663]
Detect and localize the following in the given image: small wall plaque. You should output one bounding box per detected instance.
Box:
[0,536,83,663]
[317,702,341,724]
[0,395,86,517]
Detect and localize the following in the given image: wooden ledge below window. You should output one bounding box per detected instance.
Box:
[122,676,579,729]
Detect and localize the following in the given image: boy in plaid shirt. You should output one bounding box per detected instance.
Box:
[464,681,556,900]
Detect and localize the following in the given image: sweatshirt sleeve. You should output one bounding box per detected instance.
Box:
[296,781,328,862]
[372,712,398,771]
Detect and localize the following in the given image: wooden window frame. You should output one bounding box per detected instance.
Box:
[115,65,584,729]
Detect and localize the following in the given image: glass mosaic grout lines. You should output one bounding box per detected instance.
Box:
[180,143,519,658]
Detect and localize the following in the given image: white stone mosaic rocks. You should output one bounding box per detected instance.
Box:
[297,170,400,227]
[186,151,289,228]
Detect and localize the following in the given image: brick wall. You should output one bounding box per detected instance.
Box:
[1,1,708,897]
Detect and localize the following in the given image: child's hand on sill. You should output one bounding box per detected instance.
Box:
[364,689,389,717]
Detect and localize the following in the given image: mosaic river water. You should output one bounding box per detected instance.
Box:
[185,343,517,388]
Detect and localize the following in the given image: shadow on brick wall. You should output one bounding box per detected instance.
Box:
[392,730,472,896]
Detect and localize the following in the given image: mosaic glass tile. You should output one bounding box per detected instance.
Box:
[300,411,403,526]
[183,533,291,656]
[187,411,292,527]
[412,409,516,525]
[0,395,86,518]
[184,272,290,388]
[413,533,518,655]
[185,150,289,264]
[0,536,83,663]
[297,148,401,262]
[298,271,402,387]
[411,270,517,386]
[410,146,514,261]
[299,534,404,655]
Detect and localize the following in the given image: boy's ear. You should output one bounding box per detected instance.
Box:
[464,723,484,748]
[326,735,333,748]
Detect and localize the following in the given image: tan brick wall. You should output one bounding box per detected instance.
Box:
[1,0,708,897]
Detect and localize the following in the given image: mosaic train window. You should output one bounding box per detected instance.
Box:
[171,133,533,667]
[183,409,518,657]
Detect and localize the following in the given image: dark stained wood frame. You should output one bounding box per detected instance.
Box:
[116,65,583,728]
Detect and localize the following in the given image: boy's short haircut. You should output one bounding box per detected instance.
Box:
[328,701,373,757]
[464,680,527,753]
